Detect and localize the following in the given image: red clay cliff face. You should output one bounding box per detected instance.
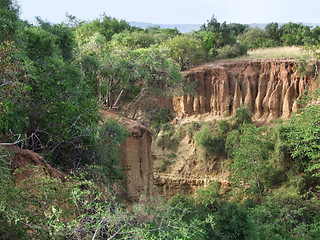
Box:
[173,59,318,121]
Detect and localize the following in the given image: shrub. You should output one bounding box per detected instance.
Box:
[156,159,172,171]
[216,43,247,59]
[194,126,224,156]
[296,58,316,77]
[187,122,202,137]
[196,181,221,206]
[213,201,258,240]
[157,124,179,152]
[232,104,253,129]
[238,28,278,49]
[250,186,320,239]
[97,118,129,183]
[172,125,186,140]
[225,129,240,156]
[216,119,231,135]
[0,167,209,239]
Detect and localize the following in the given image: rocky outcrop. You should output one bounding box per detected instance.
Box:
[173,59,318,122]
[101,110,153,202]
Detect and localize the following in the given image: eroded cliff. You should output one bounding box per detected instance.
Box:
[173,59,318,122]
[155,59,319,197]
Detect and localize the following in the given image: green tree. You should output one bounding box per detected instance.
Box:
[27,55,100,167]
[77,54,101,96]
[284,89,320,181]
[98,47,184,113]
[202,14,221,33]
[265,22,281,44]
[228,124,270,195]
[238,28,276,49]
[0,0,20,42]
[197,30,216,54]
[22,27,59,62]
[201,14,248,48]
[279,22,311,46]
[75,15,132,46]
[213,202,258,240]
[162,35,206,70]
[0,41,30,134]
[36,18,76,62]
[19,25,108,174]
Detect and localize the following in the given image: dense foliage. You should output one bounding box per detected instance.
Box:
[1,1,320,238]
[238,22,320,49]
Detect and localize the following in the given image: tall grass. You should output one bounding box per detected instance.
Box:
[242,46,312,59]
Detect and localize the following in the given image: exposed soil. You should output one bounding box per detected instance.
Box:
[7,146,66,183]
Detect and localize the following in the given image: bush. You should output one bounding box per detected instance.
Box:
[196,181,221,206]
[232,104,253,129]
[216,119,231,135]
[216,43,247,59]
[225,129,240,156]
[250,186,320,239]
[187,122,202,137]
[188,122,201,138]
[0,0,20,42]
[0,169,209,239]
[213,201,258,240]
[194,125,224,156]
[149,107,173,133]
[0,41,30,135]
[238,28,278,49]
[97,118,128,183]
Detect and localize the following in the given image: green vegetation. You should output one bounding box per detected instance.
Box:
[1,1,320,238]
[0,168,208,239]
[194,124,224,156]
[175,100,320,239]
[238,22,320,50]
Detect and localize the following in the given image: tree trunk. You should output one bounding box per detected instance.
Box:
[124,88,146,115]
[112,87,126,109]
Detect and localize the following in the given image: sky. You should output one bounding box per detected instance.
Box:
[17,0,320,25]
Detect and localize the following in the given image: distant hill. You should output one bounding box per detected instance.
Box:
[130,22,320,33]
[249,23,320,29]
[129,22,202,33]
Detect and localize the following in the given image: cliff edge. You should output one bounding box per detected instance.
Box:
[173,59,318,122]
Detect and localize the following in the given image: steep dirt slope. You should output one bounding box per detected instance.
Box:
[152,123,229,198]
[153,128,229,198]
[173,59,318,123]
